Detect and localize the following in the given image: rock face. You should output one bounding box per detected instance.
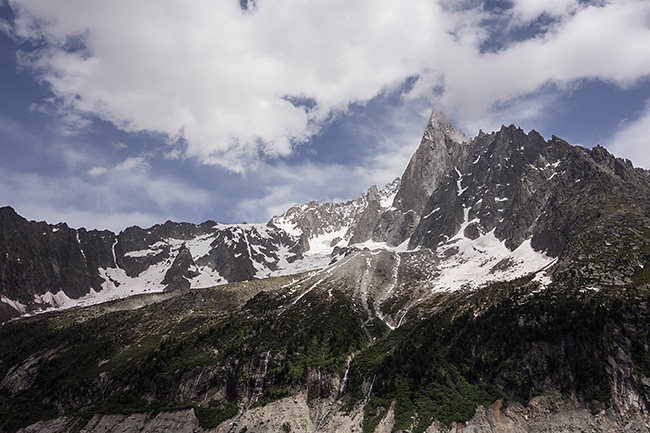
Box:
[270,179,401,251]
[371,112,650,258]
[16,394,650,433]
[0,206,116,303]
[372,110,464,246]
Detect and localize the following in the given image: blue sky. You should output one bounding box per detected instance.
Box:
[1,0,649,232]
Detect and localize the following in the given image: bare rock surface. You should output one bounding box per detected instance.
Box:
[423,397,650,433]
[17,394,650,433]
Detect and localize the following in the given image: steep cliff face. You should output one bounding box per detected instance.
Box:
[0,207,116,304]
[371,110,465,246]
[365,112,650,293]
[372,113,650,264]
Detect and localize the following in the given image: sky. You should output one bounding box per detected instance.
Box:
[0,0,649,232]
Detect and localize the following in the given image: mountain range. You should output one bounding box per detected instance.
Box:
[0,110,649,432]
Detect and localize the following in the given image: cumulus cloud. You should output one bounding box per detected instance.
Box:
[8,0,451,172]
[421,1,650,130]
[509,0,580,23]
[5,0,650,188]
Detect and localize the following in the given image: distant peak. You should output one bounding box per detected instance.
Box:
[428,108,448,123]
[381,177,401,192]
[426,109,469,144]
[426,108,452,132]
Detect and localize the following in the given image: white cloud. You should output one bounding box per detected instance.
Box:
[409,1,650,131]
[7,0,460,172]
[29,98,93,136]
[509,0,580,23]
[12,0,650,174]
[114,156,148,172]
[87,166,107,176]
[606,101,650,169]
[5,0,650,214]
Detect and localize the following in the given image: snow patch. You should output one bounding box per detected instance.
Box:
[125,248,159,258]
[293,278,325,304]
[431,230,555,293]
[307,227,349,255]
[189,266,226,288]
[380,191,397,209]
[76,233,86,259]
[353,238,412,253]
[532,269,554,288]
[454,167,468,195]
[378,178,401,209]
[450,207,479,241]
[185,234,216,259]
[125,240,167,258]
[1,296,27,313]
[40,291,75,309]
[422,207,441,219]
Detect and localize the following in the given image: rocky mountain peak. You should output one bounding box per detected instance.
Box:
[369,110,470,246]
[393,110,464,215]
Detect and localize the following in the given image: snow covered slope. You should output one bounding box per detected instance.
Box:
[271,179,400,253]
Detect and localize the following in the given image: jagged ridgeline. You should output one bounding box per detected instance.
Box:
[1,110,649,432]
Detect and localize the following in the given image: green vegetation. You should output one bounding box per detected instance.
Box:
[0,389,58,433]
[0,279,649,432]
[362,396,392,433]
[0,285,369,432]
[347,283,650,431]
[194,399,239,428]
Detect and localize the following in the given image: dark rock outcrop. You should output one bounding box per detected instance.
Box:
[0,206,115,304]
